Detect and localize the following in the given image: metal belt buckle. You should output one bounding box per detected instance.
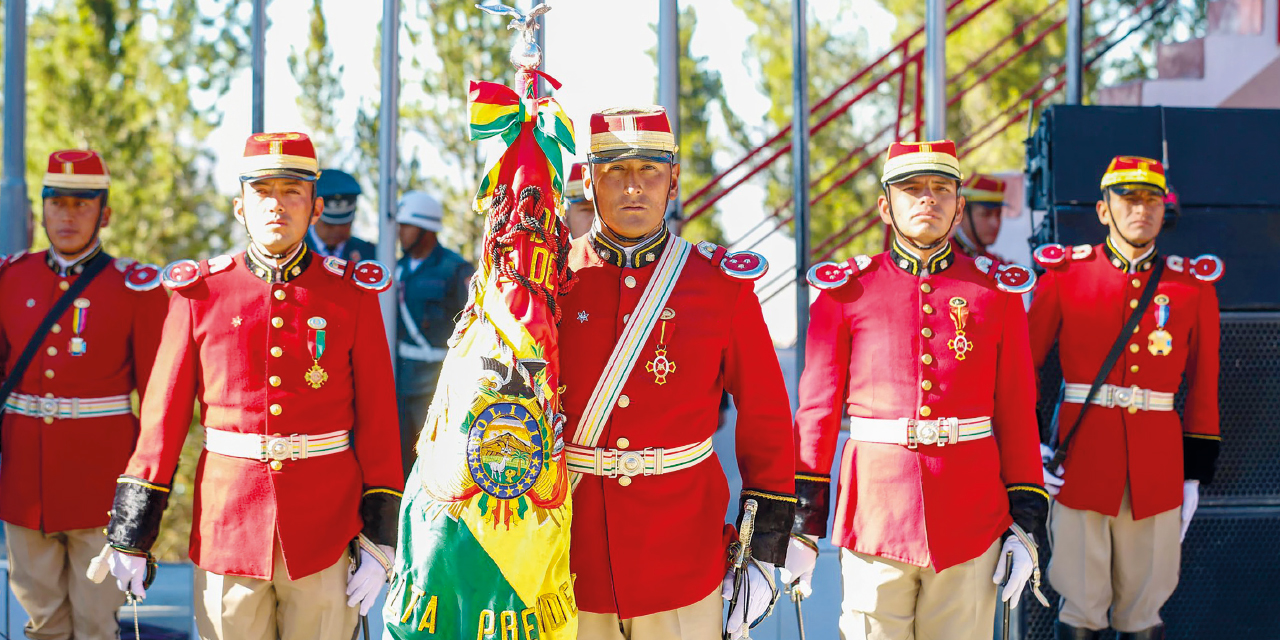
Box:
[1113,386,1133,408]
[262,436,291,462]
[916,420,940,446]
[38,397,60,419]
[617,450,645,477]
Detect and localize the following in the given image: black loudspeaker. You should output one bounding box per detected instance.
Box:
[1025,313,1280,639]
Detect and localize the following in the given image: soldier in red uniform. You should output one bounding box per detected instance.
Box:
[99,133,404,640]
[558,106,795,640]
[954,173,1007,260]
[786,141,1049,640]
[1029,156,1221,640]
[0,149,167,640]
[562,161,594,238]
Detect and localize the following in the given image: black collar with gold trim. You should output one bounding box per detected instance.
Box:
[590,225,670,269]
[245,241,313,283]
[1103,236,1158,273]
[45,243,105,276]
[889,239,955,276]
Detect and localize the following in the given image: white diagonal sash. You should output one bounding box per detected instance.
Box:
[570,236,692,491]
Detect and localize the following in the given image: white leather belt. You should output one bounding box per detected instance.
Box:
[846,416,993,448]
[565,437,714,480]
[397,341,448,363]
[1063,383,1174,412]
[4,392,132,421]
[204,427,351,462]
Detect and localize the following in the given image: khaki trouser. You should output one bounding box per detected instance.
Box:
[1048,486,1180,632]
[194,541,358,640]
[838,539,1001,640]
[2,522,125,640]
[577,589,723,640]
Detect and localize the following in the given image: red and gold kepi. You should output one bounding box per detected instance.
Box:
[881,140,962,185]
[588,106,678,164]
[239,132,321,183]
[43,149,110,193]
[565,162,587,203]
[1100,155,1166,194]
[962,173,1006,204]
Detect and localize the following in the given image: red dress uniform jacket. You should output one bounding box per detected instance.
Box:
[794,242,1048,570]
[118,246,403,579]
[1028,240,1221,520]
[559,229,795,619]
[0,248,167,532]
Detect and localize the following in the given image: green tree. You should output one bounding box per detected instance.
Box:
[288,0,345,162]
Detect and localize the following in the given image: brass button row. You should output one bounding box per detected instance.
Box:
[274,290,286,301]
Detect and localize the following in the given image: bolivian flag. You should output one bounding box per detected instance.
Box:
[384,73,578,640]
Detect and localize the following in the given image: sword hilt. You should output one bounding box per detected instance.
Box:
[732,499,758,571]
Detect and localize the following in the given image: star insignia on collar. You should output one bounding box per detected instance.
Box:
[231,316,243,327]
[577,310,589,323]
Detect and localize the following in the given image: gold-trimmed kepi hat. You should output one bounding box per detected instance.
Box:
[881,140,962,185]
[962,173,1007,204]
[43,149,110,195]
[239,132,321,183]
[565,162,587,203]
[1100,155,1166,194]
[588,106,679,164]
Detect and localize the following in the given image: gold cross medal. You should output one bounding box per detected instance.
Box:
[646,315,677,385]
[1148,294,1174,356]
[305,317,329,389]
[947,297,973,361]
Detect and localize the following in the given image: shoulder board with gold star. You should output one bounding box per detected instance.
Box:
[694,241,769,281]
[974,256,1037,294]
[1164,254,1224,284]
[806,255,874,290]
[1032,243,1094,270]
[114,258,163,292]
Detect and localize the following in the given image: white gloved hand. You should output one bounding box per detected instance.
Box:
[1040,443,1065,497]
[107,550,148,599]
[721,560,777,640]
[992,535,1035,608]
[346,546,395,616]
[1180,480,1200,542]
[777,535,818,599]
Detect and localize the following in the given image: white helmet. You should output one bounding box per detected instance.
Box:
[396,190,443,232]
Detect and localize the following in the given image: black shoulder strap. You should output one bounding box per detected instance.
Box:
[0,252,114,408]
[1048,259,1164,473]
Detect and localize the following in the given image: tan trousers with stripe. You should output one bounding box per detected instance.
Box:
[838,539,1001,640]
[1048,486,1180,632]
[577,589,723,640]
[3,522,125,640]
[194,541,358,640]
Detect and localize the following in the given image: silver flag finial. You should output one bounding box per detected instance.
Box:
[476,2,551,70]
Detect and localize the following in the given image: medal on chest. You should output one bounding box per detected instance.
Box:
[1148,294,1174,356]
[69,298,90,356]
[645,309,677,385]
[947,297,973,361]
[305,317,329,388]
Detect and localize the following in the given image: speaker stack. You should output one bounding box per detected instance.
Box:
[1023,105,1280,640]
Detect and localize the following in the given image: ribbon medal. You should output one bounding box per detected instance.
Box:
[947,297,973,361]
[645,309,677,385]
[305,317,329,389]
[1148,294,1174,356]
[69,298,90,356]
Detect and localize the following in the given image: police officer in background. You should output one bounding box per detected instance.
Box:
[306,168,377,262]
[394,190,474,477]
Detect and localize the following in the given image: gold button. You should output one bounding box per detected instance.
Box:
[920,406,932,417]
[43,416,55,424]
[274,290,286,301]
[618,476,632,487]
[1129,344,1139,353]
[920,283,932,293]
[1130,365,1140,373]
[1131,279,1141,288]
[1133,326,1141,334]
[921,328,933,338]
[44,369,55,379]
[616,437,630,449]
[272,317,283,328]
[922,304,934,314]
[624,276,637,289]
[1127,406,1138,414]
[46,346,57,356]
[51,324,61,334]
[270,404,282,416]
[921,354,933,365]
[271,346,283,357]
[1129,299,1138,309]
[617,395,630,408]
[45,393,54,398]
[269,375,282,387]
[59,281,70,291]
[921,380,933,391]
[269,460,283,471]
